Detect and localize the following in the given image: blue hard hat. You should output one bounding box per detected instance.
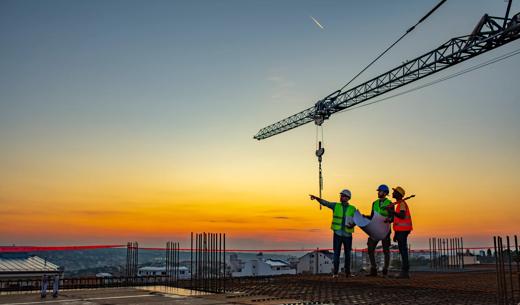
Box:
[377,184,390,193]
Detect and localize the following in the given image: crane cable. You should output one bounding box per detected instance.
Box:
[312,0,447,206]
[315,125,325,209]
[339,0,447,92]
[338,47,520,114]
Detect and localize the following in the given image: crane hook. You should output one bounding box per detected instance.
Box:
[315,141,325,210]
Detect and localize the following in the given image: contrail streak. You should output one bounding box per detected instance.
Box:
[310,16,324,29]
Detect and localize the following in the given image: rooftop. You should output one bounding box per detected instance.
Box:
[264,259,290,267]
[0,254,60,274]
[139,266,189,271]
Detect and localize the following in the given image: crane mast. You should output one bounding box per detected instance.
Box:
[254,11,520,140]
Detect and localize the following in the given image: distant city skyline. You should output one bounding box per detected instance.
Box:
[1,0,519,250]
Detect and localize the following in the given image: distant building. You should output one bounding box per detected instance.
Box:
[95,272,113,278]
[0,253,63,280]
[411,250,430,259]
[137,266,191,279]
[447,252,480,266]
[230,253,296,277]
[297,250,333,274]
[229,254,242,273]
[462,253,479,265]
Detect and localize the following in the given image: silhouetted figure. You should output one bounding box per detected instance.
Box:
[40,274,48,298]
[52,274,60,298]
[366,185,392,277]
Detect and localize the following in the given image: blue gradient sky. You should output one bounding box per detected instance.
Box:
[1,0,519,249]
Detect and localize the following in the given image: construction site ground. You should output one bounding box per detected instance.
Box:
[0,271,510,305]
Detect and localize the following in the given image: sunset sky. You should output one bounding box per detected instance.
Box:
[1,0,519,250]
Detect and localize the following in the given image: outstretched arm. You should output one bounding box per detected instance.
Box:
[309,195,335,209]
[363,206,374,219]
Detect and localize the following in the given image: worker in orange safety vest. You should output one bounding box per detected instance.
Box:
[391,186,413,279]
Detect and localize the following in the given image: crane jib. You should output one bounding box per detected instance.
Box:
[253,13,520,141]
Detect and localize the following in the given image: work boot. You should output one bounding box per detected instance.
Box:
[366,268,377,277]
[394,272,410,279]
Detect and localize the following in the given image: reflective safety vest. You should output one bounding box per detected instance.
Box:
[331,203,357,233]
[372,198,392,217]
[393,200,413,231]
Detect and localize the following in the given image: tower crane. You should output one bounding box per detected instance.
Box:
[253,1,520,202]
[255,4,519,141]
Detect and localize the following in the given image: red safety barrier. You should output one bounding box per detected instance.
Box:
[0,245,125,253]
[0,245,493,253]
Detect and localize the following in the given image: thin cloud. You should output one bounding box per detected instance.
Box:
[267,75,295,89]
[277,228,323,232]
[267,75,296,100]
[207,218,249,224]
[71,210,133,217]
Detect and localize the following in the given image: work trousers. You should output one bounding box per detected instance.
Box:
[333,233,352,274]
[395,231,411,272]
[53,275,60,297]
[40,276,48,298]
[367,232,391,271]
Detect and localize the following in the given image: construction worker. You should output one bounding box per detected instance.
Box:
[40,274,48,298]
[52,273,60,298]
[391,186,413,279]
[310,189,356,277]
[366,184,392,277]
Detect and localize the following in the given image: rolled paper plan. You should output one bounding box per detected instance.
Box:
[353,210,390,241]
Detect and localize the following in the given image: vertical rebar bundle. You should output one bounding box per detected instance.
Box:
[190,232,226,293]
[494,235,519,305]
[126,242,138,280]
[166,241,180,286]
[428,237,464,271]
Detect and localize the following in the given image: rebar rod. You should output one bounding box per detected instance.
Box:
[457,238,461,269]
[499,237,507,304]
[223,233,226,293]
[191,233,193,287]
[203,233,207,291]
[450,238,453,269]
[515,235,520,298]
[496,236,503,305]
[429,238,432,270]
[461,237,464,270]
[166,242,169,284]
[433,238,437,270]
[507,236,515,303]
[218,234,221,291]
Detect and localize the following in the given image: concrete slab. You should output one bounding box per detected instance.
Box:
[2,272,501,305]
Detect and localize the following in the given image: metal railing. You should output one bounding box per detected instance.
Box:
[0,275,176,294]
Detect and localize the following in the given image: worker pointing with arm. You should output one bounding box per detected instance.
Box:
[310,189,356,278]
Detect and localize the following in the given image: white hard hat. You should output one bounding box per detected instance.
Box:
[340,189,352,198]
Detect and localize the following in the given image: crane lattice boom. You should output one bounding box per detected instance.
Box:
[254,12,520,140]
